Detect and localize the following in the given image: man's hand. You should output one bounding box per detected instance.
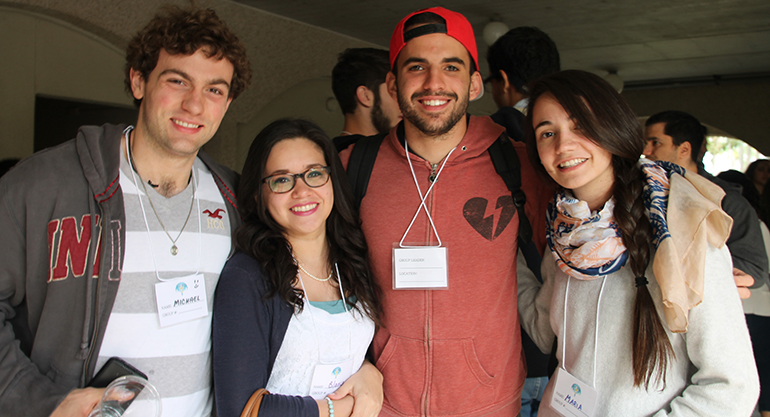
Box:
[733,267,754,299]
[327,360,383,417]
[50,387,104,417]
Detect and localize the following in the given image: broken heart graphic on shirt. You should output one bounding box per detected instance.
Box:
[463,196,515,241]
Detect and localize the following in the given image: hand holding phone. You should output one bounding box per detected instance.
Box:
[88,357,147,388]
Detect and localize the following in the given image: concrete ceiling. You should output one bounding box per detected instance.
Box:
[232,0,770,84]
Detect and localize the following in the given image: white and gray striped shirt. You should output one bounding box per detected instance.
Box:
[95,151,231,417]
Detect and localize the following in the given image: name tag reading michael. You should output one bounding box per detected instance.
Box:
[393,246,448,289]
[154,274,209,327]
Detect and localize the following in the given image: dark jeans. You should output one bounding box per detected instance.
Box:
[520,376,548,417]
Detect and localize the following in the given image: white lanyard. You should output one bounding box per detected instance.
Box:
[295,263,353,358]
[563,275,606,388]
[399,140,456,248]
[545,271,604,415]
[124,126,202,280]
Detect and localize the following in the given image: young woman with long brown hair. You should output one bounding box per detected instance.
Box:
[212,119,382,417]
[518,70,758,416]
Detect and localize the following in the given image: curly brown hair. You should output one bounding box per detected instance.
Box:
[124,6,252,107]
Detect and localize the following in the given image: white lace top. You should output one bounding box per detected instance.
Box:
[265,300,375,399]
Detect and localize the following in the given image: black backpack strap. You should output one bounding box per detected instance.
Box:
[488,133,533,244]
[346,133,386,207]
[345,130,533,244]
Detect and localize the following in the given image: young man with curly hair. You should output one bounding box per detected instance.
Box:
[0,7,251,417]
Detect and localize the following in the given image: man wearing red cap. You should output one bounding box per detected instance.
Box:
[341,7,550,416]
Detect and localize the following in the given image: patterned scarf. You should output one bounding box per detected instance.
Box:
[547,159,686,280]
[547,158,731,331]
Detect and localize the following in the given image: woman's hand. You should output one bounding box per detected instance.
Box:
[327,360,383,417]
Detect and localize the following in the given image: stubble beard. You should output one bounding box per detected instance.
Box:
[398,89,469,137]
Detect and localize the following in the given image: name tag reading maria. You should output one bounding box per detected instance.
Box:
[392,246,448,289]
[547,367,598,417]
[154,274,208,328]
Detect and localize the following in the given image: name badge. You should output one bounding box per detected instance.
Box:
[547,367,598,417]
[392,246,448,289]
[309,359,354,399]
[154,274,208,328]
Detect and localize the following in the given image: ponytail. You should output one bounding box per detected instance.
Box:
[525,70,676,388]
[613,163,674,389]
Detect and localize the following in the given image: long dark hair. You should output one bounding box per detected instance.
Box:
[745,159,770,186]
[236,118,381,325]
[525,70,674,389]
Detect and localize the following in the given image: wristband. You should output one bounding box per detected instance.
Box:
[325,396,334,417]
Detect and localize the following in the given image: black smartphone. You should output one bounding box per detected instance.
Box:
[88,357,148,388]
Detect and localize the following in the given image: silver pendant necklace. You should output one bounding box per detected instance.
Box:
[127,129,195,256]
[138,177,195,255]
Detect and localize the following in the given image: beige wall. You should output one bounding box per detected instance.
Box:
[0,0,376,169]
[237,77,342,169]
[0,7,131,158]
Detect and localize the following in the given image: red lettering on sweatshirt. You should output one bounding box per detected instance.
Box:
[48,215,100,282]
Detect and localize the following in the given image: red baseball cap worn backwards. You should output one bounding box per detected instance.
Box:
[389,7,479,70]
[389,7,482,99]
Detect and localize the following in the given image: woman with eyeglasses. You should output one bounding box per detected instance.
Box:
[213,119,382,417]
[518,70,758,416]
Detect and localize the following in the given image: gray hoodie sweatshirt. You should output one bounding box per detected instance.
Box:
[0,124,239,416]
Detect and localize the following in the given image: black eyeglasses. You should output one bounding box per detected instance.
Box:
[262,166,331,194]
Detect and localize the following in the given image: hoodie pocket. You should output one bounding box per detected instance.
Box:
[375,334,426,415]
[46,364,80,387]
[430,338,497,414]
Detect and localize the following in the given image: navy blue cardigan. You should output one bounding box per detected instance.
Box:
[213,251,318,417]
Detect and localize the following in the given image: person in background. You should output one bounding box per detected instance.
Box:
[519,69,759,416]
[643,110,768,294]
[486,26,560,142]
[718,169,761,214]
[747,159,770,197]
[213,119,383,417]
[718,167,770,417]
[331,48,401,151]
[746,159,770,224]
[0,6,250,417]
[485,25,561,417]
